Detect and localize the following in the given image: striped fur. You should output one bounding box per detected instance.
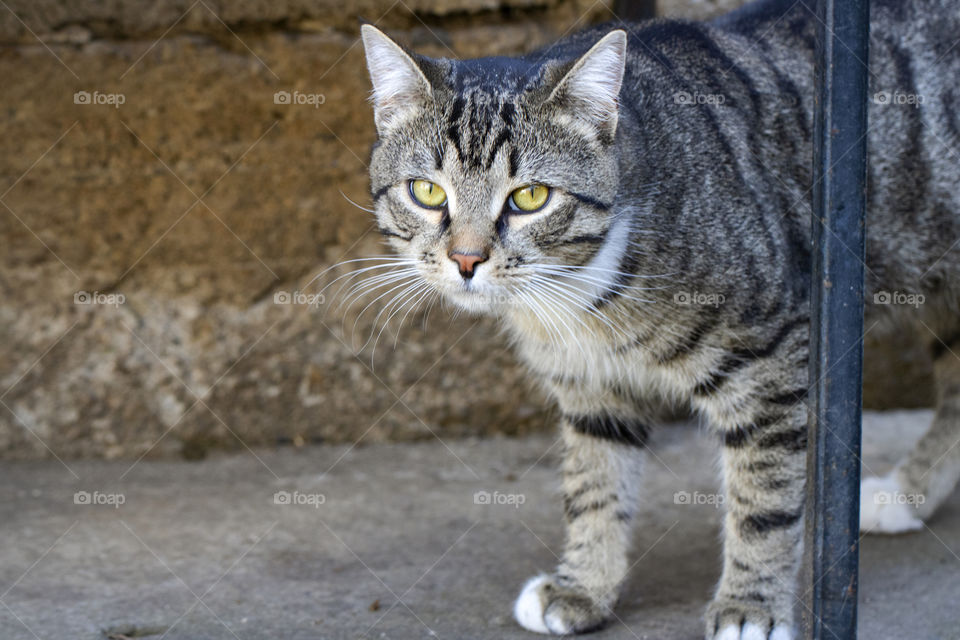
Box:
[361,0,960,637]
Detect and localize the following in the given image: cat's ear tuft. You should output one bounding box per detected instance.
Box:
[548,29,627,140]
[361,24,433,134]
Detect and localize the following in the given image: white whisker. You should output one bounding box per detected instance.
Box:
[350,275,423,340]
[393,285,437,349]
[306,256,416,292]
[530,276,629,340]
[339,189,377,214]
[368,279,431,361]
[338,267,421,305]
[526,262,676,281]
[532,268,667,301]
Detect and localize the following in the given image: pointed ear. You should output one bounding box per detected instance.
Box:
[360,24,433,135]
[547,30,627,140]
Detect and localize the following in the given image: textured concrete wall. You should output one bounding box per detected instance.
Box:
[0,0,932,460]
[0,0,615,461]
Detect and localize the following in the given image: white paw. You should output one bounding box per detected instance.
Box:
[860,474,923,534]
[769,625,794,640]
[543,609,575,635]
[514,574,610,635]
[715,622,793,640]
[514,575,552,634]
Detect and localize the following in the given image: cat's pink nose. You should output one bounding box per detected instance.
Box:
[448,251,488,279]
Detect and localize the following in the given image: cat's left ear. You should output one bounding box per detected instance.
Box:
[547,30,627,140]
[361,24,433,135]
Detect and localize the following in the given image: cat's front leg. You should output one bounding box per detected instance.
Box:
[514,413,647,635]
[706,405,807,640]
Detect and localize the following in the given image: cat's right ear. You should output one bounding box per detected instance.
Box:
[360,25,433,135]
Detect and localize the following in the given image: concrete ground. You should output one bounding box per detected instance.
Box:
[1,410,959,640]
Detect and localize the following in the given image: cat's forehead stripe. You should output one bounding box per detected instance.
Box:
[443,90,518,172]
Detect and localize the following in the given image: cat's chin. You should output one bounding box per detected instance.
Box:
[444,295,496,315]
[442,289,506,315]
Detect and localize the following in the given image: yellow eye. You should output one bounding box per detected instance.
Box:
[509,185,550,212]
[409,180,447,208]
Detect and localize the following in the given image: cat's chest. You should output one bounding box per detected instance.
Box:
[510,329,694,401]
[511,333,755,432]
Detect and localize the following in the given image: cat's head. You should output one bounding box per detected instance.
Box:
[361,25,627,315]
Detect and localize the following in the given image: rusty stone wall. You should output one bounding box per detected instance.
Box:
[0,0,931,460]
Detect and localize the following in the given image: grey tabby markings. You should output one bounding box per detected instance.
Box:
[359,0,960,637]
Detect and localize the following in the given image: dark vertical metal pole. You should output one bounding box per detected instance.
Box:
[804,0,870,638]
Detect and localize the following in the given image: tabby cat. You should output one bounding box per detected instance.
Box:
[358,0,960,636]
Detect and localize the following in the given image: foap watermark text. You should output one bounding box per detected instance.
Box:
[875,491,925,506]
[274,291,325,307]
[74,90,125,108]
[874,290,924,308]
[474,490,526,508]
[75,291,125,307]
[674,91,725,106]
[274,90,326,108]
[675,291,725,307]
[274,490,325,507]
[873,91,924,107]
[74,490,125,508]
[674,490,724,508]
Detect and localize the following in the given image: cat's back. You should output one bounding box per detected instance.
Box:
[534,0,960,102]
[521,0,960,293]
[708,0,960,297]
